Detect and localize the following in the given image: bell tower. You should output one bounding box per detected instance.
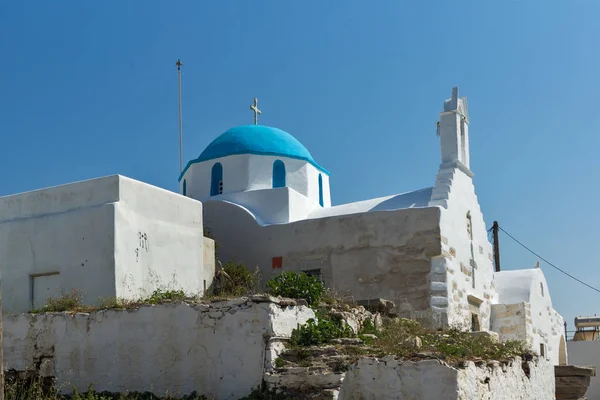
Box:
[437,87,471,173]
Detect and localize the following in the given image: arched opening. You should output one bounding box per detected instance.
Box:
[182,179,187,196]
[210,163,223,196]
[559,335,567,365]
[318,174,324,207]
[272,160,286,188]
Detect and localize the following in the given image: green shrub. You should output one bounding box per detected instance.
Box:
[266,271,324,306]
[291,316,354,347]
[217,261,261,297]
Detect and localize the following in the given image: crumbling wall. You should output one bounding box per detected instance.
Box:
[2,297,314,399]
[337,356,555,400]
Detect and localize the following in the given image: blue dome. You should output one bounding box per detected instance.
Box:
[179,125,328,181]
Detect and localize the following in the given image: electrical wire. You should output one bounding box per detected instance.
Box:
[497,225,600,294]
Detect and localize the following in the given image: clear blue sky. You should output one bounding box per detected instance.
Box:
[1,1,598,332]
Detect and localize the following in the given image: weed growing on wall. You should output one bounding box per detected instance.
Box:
[4,378,212,400]
[144,289,187,304]
[266,271,324,307]
[207,261,261,298]
[30,289,89,313]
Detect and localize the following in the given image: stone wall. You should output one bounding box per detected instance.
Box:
[338,356,555,400]
[204,200,442,326]
[3,297,314,399]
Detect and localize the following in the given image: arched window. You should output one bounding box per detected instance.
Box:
[183,180,187,196]
[272,160,286,188]
[210,163,223,196]
[540,283,544,297]
[318,174,324,207]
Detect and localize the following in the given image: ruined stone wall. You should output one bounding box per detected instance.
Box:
[2,298,314,399]
[204,200,442,325]
[491,303,531,343]
[337,356,555,400]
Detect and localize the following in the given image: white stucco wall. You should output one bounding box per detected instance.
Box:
[114,177,210,300]
[494,269,566,365]
[3,299,314,399]
[567,340,600,399]
[0,175,212,312]
[181,154,331,208]
[338,356,555,400]
[429,164,496,331]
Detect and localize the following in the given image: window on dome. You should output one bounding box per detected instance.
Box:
[272,160,286,188]
[210,163,223,196]
[318,174,324,207]
[183,180,187,196]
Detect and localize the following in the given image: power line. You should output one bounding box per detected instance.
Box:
[498,225,600,294]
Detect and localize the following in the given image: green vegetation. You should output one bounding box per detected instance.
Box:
[375,318,530,362]
[144,289,186,304]
[290,310,354,346]
[266,271,324,307]
[4,379,210,400]
[214,261,261,298]
[289,313,531,365]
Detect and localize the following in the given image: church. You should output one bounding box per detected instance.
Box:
[181,87,567,364]
[0,87,567,365]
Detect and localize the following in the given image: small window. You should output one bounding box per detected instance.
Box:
[272,160,286,188]
[540,283,544,297]
[183,179,187,196]
[540,343,546,358]
[318,174,324,207]
[210,163,223,196]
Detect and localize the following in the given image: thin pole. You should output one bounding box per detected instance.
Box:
[0,271,4,400]
[176,59,184,173]
[492,221,501,272]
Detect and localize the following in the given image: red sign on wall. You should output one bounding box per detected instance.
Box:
[272,256,283,269]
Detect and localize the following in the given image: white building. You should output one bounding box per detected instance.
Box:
[0,175,214,312]
[181,87,567,364]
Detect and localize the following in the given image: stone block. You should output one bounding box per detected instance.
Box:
[467,331,499,343]
[555,365,597,377]
[356,299,395,314]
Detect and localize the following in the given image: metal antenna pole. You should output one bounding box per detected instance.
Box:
[176,59,184,173]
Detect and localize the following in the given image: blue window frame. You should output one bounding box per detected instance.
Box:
[210,163,223,196]
[272,160,286,188]
[318,174,324,207]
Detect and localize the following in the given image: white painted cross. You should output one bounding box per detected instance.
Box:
[250,97,261,125]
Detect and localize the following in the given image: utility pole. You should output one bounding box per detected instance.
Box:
[492,221,501,272]
[176,59,184,174]
[0,271,4,400]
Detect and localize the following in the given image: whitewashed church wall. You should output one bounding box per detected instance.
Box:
[567,340,600,399]
[3,300,315,399]
[203,200,442,324]
[0,203,117,313]
[181,154,250,199]
[493,269,567,365]
[431,166,496,331]
[113,177,209,300]
[181,154,330,207]
[337,356,554,400]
